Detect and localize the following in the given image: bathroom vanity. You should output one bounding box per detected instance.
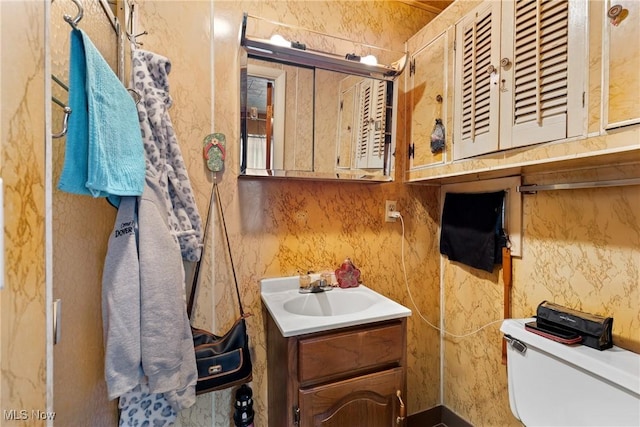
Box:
[261,276,411,427]
[266,315,407,427]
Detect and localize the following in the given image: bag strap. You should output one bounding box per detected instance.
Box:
[213,181,245,317]
[187,180,244,320]
[187,182,214,320]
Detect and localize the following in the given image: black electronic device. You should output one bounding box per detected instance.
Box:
[525,321,582,345]
[528,301,613,350]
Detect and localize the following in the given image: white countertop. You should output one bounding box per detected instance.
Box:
[261,275,412,337]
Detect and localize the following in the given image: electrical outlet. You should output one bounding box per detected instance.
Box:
[385,200,397,222]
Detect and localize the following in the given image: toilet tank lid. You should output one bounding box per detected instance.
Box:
[501,318,640,397]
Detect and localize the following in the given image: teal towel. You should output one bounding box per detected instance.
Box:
[58,29,145,198]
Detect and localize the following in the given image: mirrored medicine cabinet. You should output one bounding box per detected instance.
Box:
[239,13,408,182]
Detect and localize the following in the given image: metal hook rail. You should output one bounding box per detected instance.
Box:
[98,0,120,36]
[64,0,121,37]
[51,74,72,138]
[126,2,147,48]
[517,178,640,193]
[55,0,82,138]
[54,0,140,138]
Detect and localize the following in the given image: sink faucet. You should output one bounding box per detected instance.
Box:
[299,278,333,293]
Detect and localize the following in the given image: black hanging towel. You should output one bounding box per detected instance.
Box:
[440,191,505,272]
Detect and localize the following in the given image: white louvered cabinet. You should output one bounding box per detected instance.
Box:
[336,77,389,170]
[453,0,587,160]
[354,79,388,169]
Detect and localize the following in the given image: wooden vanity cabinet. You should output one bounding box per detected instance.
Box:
[266,315,407,427]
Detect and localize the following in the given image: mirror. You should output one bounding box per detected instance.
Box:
[239,14,405,182]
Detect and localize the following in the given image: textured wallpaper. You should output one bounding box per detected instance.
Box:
[1,0,48,423]
[4,1,635,426]
[133,1,438,425]
[117,2,640,426]
[443,166,640,426]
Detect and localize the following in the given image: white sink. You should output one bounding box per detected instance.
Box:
[261,275,411,337]
[283,291,376,316]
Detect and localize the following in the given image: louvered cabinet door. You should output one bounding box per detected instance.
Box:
[603,0,640,129]
[354,79,387,169]
[499,0,586,149]
[368,80,388,169]
[453,1,502,160]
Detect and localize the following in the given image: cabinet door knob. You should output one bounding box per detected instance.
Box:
[486,64,496,75]
[608,5,628,26]
[500,58,512,68]
[608,4,623,19]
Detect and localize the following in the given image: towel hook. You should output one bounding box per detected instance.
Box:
[51,75,72,138]
[63,0,84,29]
[126,30,148,48]
[52,105,72,138]
[126,2,147,48]
[127,88,142,105]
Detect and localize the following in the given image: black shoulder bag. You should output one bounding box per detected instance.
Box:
[187,181,252,394]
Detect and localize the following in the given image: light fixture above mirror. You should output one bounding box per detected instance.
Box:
[240,13,408,82]
[239,13,407,182]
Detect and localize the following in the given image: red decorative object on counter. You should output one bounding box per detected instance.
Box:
[335,258,361,288]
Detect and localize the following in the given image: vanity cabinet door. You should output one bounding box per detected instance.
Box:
[267,316,407,427]
[298,368,404,427]
[408,31,448,170]
[603,0,640,129]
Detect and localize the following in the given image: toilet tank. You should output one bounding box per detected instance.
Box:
[501,318,640,427]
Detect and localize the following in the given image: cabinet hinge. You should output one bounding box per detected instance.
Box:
[408,143,415,159]
[582,91,585,108]
[409,58,416,76]
[293,406,300,425]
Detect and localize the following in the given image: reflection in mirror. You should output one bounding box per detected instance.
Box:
[240,58,397,181]
[239,13,405,182]
[321,72,393,174]
[242,59,314,173]
[245,69,285,170]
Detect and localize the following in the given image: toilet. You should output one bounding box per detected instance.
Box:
[501,318,640,426]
